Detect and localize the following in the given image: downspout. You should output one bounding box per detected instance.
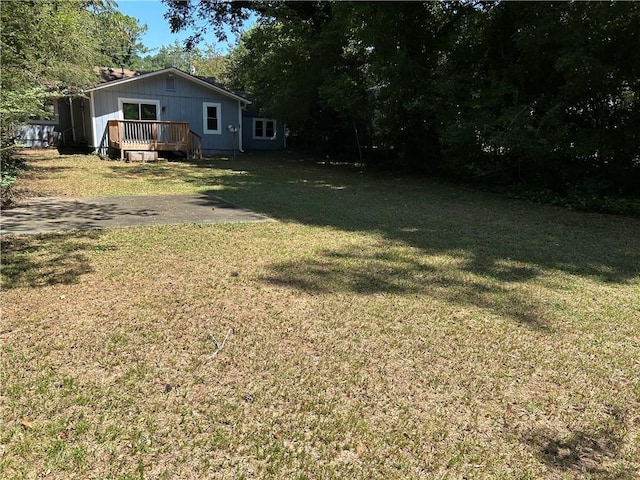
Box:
[238,100,244,153]
[69,97,77,143]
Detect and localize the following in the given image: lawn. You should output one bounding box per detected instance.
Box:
[2,152,639,479]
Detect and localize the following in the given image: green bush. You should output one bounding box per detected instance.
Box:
[506,184,640,217]
[1,145,25,206]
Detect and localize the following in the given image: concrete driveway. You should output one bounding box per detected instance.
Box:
[1,194,274,235]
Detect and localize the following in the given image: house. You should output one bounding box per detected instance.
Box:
[15,67,285,157]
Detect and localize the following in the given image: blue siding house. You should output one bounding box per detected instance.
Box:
[87,67,249,156]
[16,67,286,156]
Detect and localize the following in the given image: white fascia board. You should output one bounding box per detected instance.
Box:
[89,90,97,148]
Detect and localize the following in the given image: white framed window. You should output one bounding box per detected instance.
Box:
[29,99,59,125]
[203,102,221,134]
[118,97,160,120]
[253,118,276,140]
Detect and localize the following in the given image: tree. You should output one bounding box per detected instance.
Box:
[133,41,226,78]
[95,6,148,69]
[165,0,640,199]
[439,2,640,193]
[1,0,146,201]
[221,3,355,151]
[1,0,146,127]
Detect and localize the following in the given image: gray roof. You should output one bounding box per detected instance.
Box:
[87,67,251,104]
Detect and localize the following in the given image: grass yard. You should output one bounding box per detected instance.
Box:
[1,152,639,479]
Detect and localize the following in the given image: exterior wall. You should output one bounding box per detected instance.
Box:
[70,97,91,145]
[242,115,286,151]
[90,73,242,154]
[14,98,72,148]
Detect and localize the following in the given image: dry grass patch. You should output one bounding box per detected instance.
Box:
[10,153,236,198]
[2,152,639,478]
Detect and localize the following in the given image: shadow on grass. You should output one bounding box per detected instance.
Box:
[523,407,634,478]
[146,154,636,329]
[185,155,638,277]
[40,154,637,327]
[109,154,638,281]
[1,230,110,289]
[1,198,160,234]
[103,158,232,188]
[265,244,552,329]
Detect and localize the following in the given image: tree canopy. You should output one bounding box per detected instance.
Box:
[132,41,226,78]
[165,0,640,202]
[1,0,146,128]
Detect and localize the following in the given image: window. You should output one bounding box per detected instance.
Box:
[119,98,160,120]
[253,118,276,139]
[203,102,221,134]
[29,100,59,125]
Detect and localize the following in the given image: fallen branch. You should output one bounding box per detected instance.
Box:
[209,329,232,358]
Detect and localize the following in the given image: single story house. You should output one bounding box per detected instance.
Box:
[15,67,285,157]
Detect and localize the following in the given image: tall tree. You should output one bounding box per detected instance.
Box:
[1,0,146,128]
[95,5,148,68]
[439,2,640,193]
[165,0,640,197]
[134,41,225,78]
[222,2,356,151]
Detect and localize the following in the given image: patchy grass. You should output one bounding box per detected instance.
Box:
[1,152,639,478]
[10,153,237,198]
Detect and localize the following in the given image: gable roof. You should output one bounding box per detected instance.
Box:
[86,67,250,104]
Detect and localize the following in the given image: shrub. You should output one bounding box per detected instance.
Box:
[1,145,25,206]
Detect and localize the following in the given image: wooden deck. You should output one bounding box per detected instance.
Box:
[107,120,202,160]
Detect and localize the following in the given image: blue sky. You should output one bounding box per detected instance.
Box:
[116,0,243,54]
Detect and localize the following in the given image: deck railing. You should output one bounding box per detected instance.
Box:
[189,130,203,159]
[107,120,202,159]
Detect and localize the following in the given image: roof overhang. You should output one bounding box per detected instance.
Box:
[85,67,251,105]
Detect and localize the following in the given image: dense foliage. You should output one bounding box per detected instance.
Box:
[165,0,640,204]
[132,41,226,78]
[0,0,145,202]
[1,0,145,128]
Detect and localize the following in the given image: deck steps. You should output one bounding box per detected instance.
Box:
[126,151,158,162]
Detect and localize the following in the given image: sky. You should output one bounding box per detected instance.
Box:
[116,0,243,54]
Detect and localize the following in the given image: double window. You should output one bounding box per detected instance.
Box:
[203,102,221,134]
[253,118,276,139]
[119,98,159,120]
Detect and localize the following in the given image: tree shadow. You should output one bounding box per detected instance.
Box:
[1,198,160,234]
[102,158,237,190]
[168,154,640,325]
[263,244,552,329]
[522,407,636,478]
[1,230,112,289]
[193,155,638,282]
